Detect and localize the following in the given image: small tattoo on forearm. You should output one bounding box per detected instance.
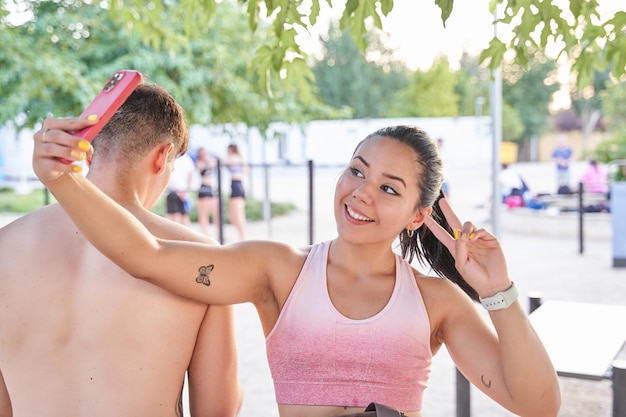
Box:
[481,374,492,388]
[196,265,214,286]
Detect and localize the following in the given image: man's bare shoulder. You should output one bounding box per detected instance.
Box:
[0,205,65,243]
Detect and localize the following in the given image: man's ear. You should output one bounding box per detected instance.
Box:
[406,206,433,231]
[153,143,175,174]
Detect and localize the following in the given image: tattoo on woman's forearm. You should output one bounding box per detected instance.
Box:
[196,265,214,286]
[481,374,492,388]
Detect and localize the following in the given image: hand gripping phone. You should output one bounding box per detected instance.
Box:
[74,69,143,142]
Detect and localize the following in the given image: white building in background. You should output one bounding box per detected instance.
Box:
[190,116,492,168]
[1,116,492,192]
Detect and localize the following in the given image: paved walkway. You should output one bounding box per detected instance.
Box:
[1,161,624,416]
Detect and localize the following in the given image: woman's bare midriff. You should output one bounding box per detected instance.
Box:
[278,404,422,417]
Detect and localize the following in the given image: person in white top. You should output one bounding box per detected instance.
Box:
[166,152,197,225]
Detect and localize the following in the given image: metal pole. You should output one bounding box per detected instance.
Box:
[456,368,470,417]
[308,160,314,245]
[528,293,543,314]
[612,360,626,417]
[216,159,224,245]
[263,163,272,239]
[490,12,503,239]
[578,182,584,254]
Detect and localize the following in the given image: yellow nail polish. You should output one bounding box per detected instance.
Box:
[72,165,82,173]
[78,140,91,151]
[87,114,99,122]
[71,150,85,160]
[469,233,475,239]
[453,229,460,240]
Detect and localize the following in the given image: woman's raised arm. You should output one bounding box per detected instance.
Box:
[33,117,273,306]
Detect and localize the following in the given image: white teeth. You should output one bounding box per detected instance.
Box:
[347,206,373,222]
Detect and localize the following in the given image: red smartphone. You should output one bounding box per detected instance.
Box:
[74,69,143,142]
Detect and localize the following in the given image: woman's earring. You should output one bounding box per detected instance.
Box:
[406,228,414,238]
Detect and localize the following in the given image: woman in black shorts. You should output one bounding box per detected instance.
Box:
[195,147,220,236]
[225,144,247,240]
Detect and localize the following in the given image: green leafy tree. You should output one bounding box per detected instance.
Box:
[131,0,625,91]
[501,51,559,151]
[570,69,610,154]
[0,0,334,133]
[387,56,459,117]
[311,23,408,119]
[592,81,626,179]
[501,102,524,143]
[454,53,491,116]
[4,0,620,109]
[479,0,625,88]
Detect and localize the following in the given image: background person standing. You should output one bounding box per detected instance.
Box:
[196,147,221,236]
[224,143,247,241]
[166,152,197,225]
[551,135,574,193]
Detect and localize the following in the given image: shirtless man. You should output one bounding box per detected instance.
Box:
[0,83,241,417]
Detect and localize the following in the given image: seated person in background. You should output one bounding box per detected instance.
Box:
[580,160,608,194]
[499,163,529,207]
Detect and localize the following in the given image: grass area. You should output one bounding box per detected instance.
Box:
[0,187,298,222]
[0,187,52,213]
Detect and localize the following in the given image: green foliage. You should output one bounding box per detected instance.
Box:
[591,80,626,179]
[454,53,491,116]
[502,52,559,142]
[150,194,298,222]
[0,187,49,212]
[387,56,459,117]
[481,0,625,89]
[599,81,626,131]
[0,0,334,133]
[0,188,297,220]
[311,23,408,119]
[1,0,622,124]
[591,133,626,182]
[501,102,524,143]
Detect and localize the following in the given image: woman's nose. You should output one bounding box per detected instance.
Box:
[352,181,374,204]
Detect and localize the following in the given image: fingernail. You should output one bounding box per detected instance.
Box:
[87,114,99,122]
[72,165,83,173]
[453,229,460,240]
[71,150,86,160]
[78,140,91,151]
[469,233,475,239]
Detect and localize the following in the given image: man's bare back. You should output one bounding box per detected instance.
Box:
[0,204,237,416]
[0,82,241,417]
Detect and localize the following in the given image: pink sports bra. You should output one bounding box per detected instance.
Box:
[266,240,432,411]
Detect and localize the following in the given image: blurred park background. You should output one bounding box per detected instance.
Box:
[2,1,626,416]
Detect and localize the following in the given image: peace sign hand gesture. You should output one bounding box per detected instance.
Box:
[423,198,512,299]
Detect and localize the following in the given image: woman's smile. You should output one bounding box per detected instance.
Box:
[345,204,374,223]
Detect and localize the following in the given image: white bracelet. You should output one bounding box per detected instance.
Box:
[479,282,518,311]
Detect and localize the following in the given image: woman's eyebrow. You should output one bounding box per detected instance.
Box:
[384,173,406,187]
[353,155,406,187]
[352,155,369,167]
